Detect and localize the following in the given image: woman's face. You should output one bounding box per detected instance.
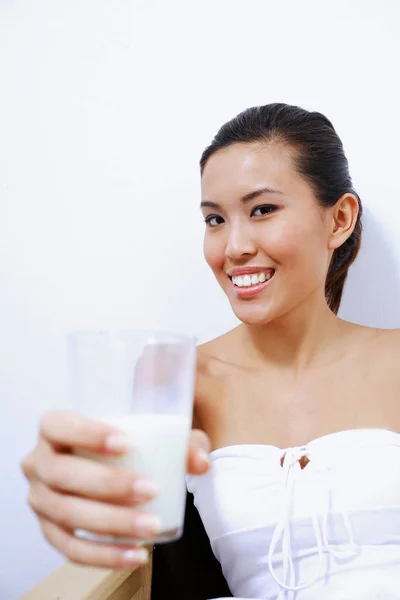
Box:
[201,142,334,325]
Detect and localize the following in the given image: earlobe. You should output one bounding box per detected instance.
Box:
[328,193,359,250]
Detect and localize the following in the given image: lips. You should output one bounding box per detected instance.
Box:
[226,268,275,299]
[227,267,275,278]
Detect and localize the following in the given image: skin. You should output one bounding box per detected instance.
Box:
[21,141,400,569]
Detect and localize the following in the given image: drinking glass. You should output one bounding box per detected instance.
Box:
[67,330,197,544]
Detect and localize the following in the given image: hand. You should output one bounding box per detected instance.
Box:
[21,411,210,569]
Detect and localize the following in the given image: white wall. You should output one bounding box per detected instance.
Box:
[1,1,399,597]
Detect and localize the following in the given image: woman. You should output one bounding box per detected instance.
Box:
[22,104,400,599]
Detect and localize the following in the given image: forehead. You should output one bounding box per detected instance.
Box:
[201,142,312,203]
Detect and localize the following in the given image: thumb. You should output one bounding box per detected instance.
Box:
[187,429,211,475]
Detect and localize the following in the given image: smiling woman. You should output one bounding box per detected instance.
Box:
[22,103,400,600]
[184,103,400,599]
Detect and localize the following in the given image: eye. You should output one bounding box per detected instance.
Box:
[204,214,225,228]
[251,204,278,217]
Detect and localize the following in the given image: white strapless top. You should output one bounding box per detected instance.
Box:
[186,429,400,599]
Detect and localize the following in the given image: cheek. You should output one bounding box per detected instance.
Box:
[263,217,328,271]
[261,222,306,264]
[203,233,225,272]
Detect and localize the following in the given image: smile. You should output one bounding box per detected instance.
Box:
[231,271,273,288]
[227,268,275,298]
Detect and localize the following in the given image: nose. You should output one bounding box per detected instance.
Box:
[225,221,257,260]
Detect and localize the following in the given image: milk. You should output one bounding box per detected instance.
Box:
[76,413,191,544]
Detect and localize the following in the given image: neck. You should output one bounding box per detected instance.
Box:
[239,291,343,374]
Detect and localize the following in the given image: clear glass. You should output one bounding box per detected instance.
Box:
[67,330,197,545]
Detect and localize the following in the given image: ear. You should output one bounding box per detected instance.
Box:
[327,193,359,251]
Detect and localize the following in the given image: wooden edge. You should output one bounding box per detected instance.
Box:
[19,548,153,600]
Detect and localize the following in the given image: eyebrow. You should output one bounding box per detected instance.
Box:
[200,186,284,209]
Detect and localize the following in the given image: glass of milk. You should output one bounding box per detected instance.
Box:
[67,330,197,544]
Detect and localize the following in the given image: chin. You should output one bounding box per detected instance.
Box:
[229,301,278,326]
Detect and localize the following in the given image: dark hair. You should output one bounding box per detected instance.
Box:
[200,103,362,315]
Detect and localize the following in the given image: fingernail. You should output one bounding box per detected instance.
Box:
[132,479,160,500]
[105,434,128,452]
[135,514,162,537]
[196,449,210,469]
[123,548,148,565]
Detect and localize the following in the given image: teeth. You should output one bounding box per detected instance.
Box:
[235,276,244,287]
[243,275,251,287]
[231,271,273,287]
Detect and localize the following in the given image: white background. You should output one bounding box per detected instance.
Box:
[1,1,400,598]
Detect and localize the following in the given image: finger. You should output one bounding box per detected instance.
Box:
[35,453,158,504]
[21,439,52,482]
[39,517,149,569]
[187,429,211,474]
[39,411,127,454]
[29,483,161,539]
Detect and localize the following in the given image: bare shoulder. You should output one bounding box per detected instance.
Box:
[365,326,400,351]
[372,327,400,367]
[193,329,240,429]
[340,320,400,348]
[197,326,242,374]
[368,328,400,403]
[379,327,400,348]
[192,331,231,431]
[356,324,400,381]
[328,320,400,389]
